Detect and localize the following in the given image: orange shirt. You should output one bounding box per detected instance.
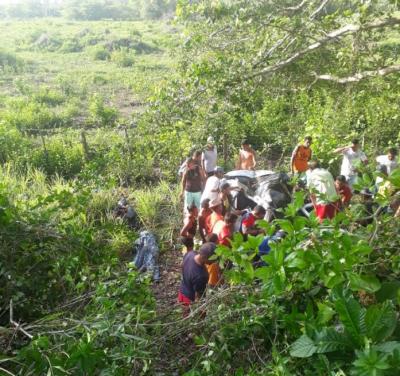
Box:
[292,145,312,173]
[206,212,223,235]
[206,263,221,286]
[207,222,233,286]
[217,224,232,247]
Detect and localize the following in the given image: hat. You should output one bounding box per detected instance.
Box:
[207,136,215,144]
[214,166,224,173]
[209,197,222,208]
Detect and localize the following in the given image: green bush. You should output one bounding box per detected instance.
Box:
[33,87,65,106]
[59,38,83,53]
[88,94,118,126]
[0,49,24,71]
[2,99,68,130]
[91,46,110,61]
[110,48,135,67]
[29,137,85,178]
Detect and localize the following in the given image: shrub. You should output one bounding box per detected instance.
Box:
[88,94,118,126]
[33,87,65,106]
[2,99,68,130]
[110,49,135,67]
[0,49,24,71]
[29,137,85,178]
[92,46,110,61]
[59,38,83,53]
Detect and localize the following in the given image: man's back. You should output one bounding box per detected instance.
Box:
[180,251,208,301]
[309,168,337,203]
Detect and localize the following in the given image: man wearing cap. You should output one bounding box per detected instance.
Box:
[202,137,218,178]
[205,198,224,235]
[200,166,224,203]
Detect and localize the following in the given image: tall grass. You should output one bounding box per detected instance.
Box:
[133,181,181,246]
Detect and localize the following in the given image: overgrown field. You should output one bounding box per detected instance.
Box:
[1,1,400,375]
[0,18,178,182]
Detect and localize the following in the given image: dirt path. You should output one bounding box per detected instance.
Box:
[151,245,183,315]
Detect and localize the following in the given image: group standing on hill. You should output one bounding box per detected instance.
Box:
[177,135,400,311]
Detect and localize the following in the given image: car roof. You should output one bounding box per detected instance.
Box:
[224,170,275,179]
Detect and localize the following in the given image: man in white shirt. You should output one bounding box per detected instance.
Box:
[334,139,368,189]
[201,167,224,203]
[376,148,398,176]
[375,147,398,189]
[202,136,218,177]
[308,160,339,222]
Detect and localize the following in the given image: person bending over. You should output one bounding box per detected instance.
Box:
[335,175,352,209]
[180,203,198,240]
[198,199,212,243]
[180,236,194,254]
[308,160,338,222]
[178,242,217,313]
[241,205,266,237]
[206,198,224,235]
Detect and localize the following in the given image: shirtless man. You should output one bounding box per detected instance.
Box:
[236,140,256,170]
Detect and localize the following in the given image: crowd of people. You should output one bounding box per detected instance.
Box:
[177,136,400,312]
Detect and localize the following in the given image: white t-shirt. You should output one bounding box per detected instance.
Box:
[340,148,367,177]
[376,155,398,175]
[308,168,337,204]
[202,147,217,173]
[200,175,220,202]
[376,155,399,185]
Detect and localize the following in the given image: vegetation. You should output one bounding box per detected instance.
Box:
[0,0,176,20]
[1,0,400,375]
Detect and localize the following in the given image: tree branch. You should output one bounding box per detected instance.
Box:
[309,0,329,20]
[314,64,400,83]
[282,0,307,12]
[247,16,400,79]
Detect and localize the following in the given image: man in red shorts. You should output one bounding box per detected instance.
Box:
[308,160,339,222]
[178,242,217,314]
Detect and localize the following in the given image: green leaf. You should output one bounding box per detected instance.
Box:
[317,302,335,325]
[335,295,365,345]
[373,341,400,353]
[275,219,294,234]
[293,216,307,231]
[365,302,397,342]
[323,272,345,289]
[352,348,390,375]
[290,335,317,358]
[254,266,270,282]
[314,328,352,354]
[348,273,381,293]
[376,281,400,303]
